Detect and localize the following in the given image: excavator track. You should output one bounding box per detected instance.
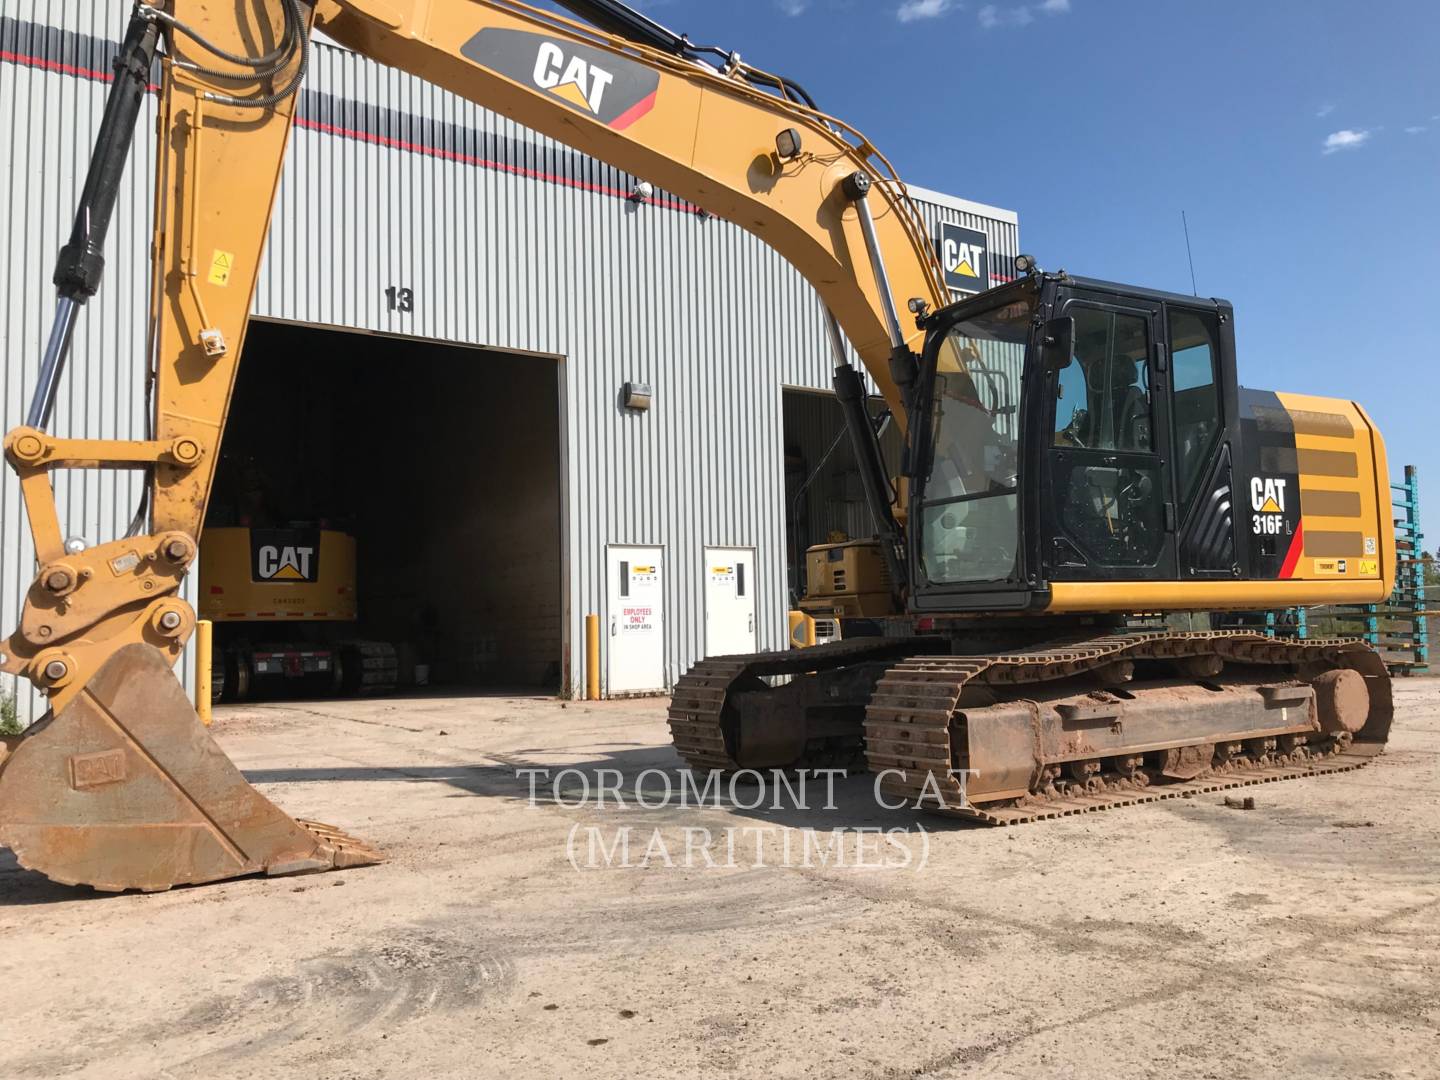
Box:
[668,630,1391,826]
[668,638,942,771]
[865,630,1391,825]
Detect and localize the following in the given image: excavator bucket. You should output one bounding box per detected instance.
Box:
[0,643,380,892]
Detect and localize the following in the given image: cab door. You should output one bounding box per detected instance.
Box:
[1043,291,1177,581]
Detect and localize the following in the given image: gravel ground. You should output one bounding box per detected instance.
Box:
[1,678,1436,1079]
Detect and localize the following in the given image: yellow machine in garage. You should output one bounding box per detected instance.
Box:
[0,0,1397,891]
[199,527,396,699]
[789,540,896,647]
[799,540,894,617]
[201,528,357,624]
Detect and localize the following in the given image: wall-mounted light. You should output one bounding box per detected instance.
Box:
[629,180,654,202]
[623,381,652,411]
[775,127,803,160]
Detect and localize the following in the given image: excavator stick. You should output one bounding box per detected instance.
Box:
[0,0,381,891]
[0,644,379,892]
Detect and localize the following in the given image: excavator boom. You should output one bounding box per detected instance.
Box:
[0,0,945,891]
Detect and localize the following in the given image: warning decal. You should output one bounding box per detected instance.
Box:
[208,249,234,287]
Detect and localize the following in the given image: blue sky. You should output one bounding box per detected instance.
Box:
[623,0,1439,548]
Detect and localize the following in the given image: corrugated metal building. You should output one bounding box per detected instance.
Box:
[0,1,1018,718]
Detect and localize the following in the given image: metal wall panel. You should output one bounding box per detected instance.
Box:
[0,3,1019,711]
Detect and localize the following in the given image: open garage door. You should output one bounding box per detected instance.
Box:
[781,388,900,604]
[201,320,563,700]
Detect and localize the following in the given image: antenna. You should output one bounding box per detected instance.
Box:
[1181,210,1198,296]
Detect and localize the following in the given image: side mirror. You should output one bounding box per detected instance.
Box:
[1041,317,1074,371]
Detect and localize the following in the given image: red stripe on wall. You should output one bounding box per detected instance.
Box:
[0,47,111,84]
[0,44,697,214]
[0,42,1002,262]
[2,43,1009,282]
[293,115,693,212]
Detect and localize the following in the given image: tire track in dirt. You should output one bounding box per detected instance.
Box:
[12,930,516,1077]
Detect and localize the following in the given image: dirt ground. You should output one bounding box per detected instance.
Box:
[1,677,1437,1080]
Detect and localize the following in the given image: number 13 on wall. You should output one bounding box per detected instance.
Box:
[385,285,414,313]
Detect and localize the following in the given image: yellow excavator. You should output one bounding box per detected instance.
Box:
[0,0,1394,890]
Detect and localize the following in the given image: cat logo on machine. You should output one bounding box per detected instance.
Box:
[1249,476,1288,535]
[460,28,661,130]
[250,529,321,584]
[937,222,990,294]
[532,41,613,114]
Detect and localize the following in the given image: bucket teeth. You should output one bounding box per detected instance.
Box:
[297,819,385,870]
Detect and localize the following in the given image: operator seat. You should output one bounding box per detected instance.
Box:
[1079,357,1147,450]
[1110,357,1149,450]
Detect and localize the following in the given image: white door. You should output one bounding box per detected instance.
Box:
[607,546,665,694]
[704,546,757,657]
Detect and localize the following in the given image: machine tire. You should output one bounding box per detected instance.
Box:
[222,647,252,704]
[210,653,226,706]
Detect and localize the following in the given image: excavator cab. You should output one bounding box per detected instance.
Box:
[906,269,1392,616]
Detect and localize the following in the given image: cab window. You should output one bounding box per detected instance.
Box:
[1168,308,1222,505]
[1047,305,1164,570]
[1052,308,1151,452]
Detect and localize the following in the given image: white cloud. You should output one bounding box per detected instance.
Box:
[1316,104,1335,118]
[977,1,1066,28]
[1405,125,1427,135]
[776,0,808,14]
[979,3,1034,28]
[1322,129,1371,154]
[897,0,957,21]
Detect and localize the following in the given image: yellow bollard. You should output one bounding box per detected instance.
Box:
[585,613,601,701]
[195,619,213,726]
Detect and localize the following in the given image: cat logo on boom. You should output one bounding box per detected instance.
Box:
[461,28,661,131]
[937,222,990,294]
[532,42,613,115]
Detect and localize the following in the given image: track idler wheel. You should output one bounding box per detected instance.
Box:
[1313,668,1369,735]
[0,643,381,892]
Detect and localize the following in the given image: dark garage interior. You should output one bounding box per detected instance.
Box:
[782,388,901,603]
[201,319,563,696]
